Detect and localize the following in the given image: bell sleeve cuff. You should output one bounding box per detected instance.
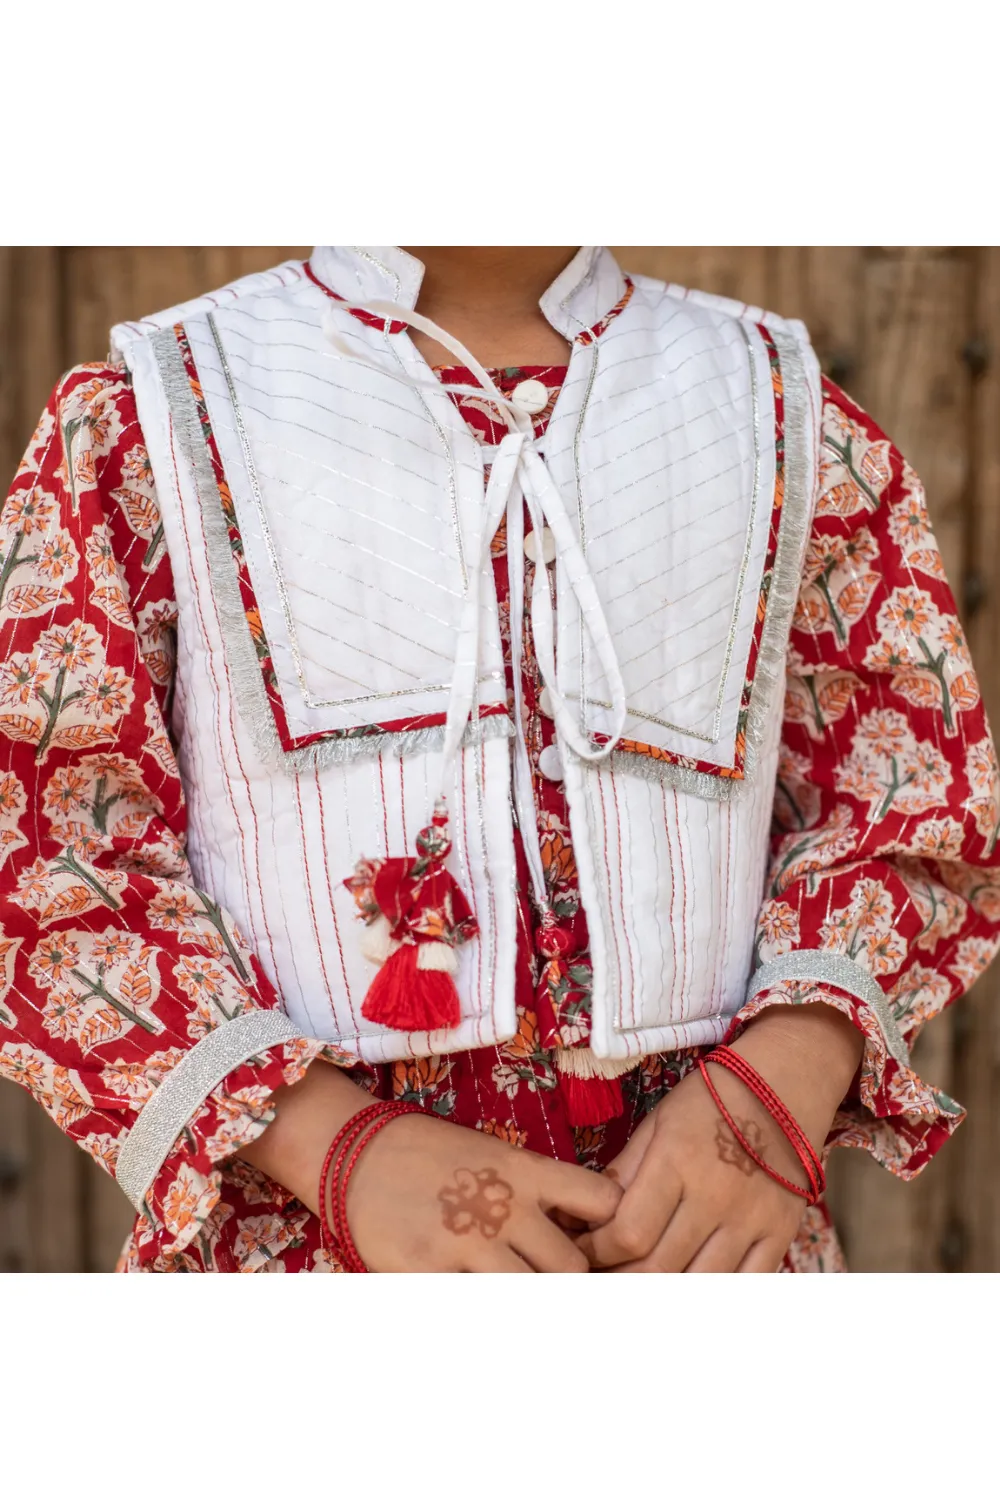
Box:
[726,958,965,1180]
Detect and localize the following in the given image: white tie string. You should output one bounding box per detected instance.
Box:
[323,296,627,852]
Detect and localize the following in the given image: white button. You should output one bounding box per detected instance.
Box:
[537,687,554,719]
[511,378,549,416]
[538,744,565,781]
[523,527,556,565]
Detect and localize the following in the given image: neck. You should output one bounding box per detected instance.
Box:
[400,247,578,368]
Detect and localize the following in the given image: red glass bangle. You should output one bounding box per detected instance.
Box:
[318,1100,423,1272]
[698,1046,825,1206]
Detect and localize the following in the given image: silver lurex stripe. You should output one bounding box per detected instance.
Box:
[116,1010,304,1212]
[746,950,911,1066]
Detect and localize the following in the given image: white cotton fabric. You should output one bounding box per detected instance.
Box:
[112,247,821,1064]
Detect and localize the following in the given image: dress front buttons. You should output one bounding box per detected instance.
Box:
[538,744,565,781]
[537,686,554,719]
[523,527,556,565]
[511,378,549,416]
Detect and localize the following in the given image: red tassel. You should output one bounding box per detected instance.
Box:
[360,943,462,1034]
[345,803,476,1036]
[560,1072,625,1129]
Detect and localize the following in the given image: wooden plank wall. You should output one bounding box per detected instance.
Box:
[0,246,997,1272]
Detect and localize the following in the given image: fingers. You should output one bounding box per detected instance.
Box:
[683,1226,749,1274]
[510,1212,591,1274]
[579,1150,683,1268]
[535,1156,623,1229]
[737,1238,786,1273]
[467,1245,535,1273]
[597,1113,654,1194]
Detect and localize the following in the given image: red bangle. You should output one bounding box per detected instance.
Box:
[318,1100,423,1271]
[706,1046,824,1194]
[698,1046,825,1206]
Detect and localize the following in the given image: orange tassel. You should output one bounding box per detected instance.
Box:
[360,942,462,1034]
[560,1072,624,1128]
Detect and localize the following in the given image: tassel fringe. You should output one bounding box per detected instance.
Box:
[553,1048,639,1081]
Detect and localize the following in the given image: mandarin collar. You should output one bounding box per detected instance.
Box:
[309,245,628,342]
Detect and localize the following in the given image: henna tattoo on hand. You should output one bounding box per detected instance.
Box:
[715,1116,766,1177]
[438,1166,514,1238]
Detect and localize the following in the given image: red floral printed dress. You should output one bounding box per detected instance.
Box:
[1,348,998,1273]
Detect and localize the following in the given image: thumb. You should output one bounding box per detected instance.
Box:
[602,1109,656,1194]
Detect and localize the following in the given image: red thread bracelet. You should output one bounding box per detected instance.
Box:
[318,1100,423,1271]
[328,1109,414,1270]
[320,1102,418,1271]
[698,1047,825,1205]
[706,1046,824,1197]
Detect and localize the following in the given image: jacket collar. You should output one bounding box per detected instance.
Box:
[308,246,628,342]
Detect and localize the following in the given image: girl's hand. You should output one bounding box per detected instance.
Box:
[578,1004,864,1273]
[239,1059,622,1272]
[347,1111,622,1272]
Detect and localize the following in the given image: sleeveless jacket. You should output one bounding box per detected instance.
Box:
[110,245,822,1066]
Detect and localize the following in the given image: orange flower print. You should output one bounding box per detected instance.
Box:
[246,605,265,644]
[502,1008,541,1063]
[857,708,910,758]
[0,653,49,708]
[865,929,907,975]
[948,936,998,989]
[392,1054,452,1102]
[909,816,966,860]
[173,954,227,1000]
[2,488,58,535]
[148,887,202,932]
[0,771,28,874]
[0,1042,47,1094]
[28,934,82,987]
[41,765,90,820]
[89,931,134,967]
[476,1118,528,1148]
[37,620,99,674]
[755,898,800,961]
[119,443,153,489]
[84,523,118,580]
[882,587,932,639]
[161,1166,205,1238]
[36,529,79,584]
[541,826,577,887]
[888,483,932,552]
[233,1213,307,1269]
[79,665,134,720]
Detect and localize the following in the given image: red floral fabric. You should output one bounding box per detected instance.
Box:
[1,339,997,1274]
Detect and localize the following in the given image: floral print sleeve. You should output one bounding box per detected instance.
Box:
[728,378,1000,1179]
[0,366,346,1269]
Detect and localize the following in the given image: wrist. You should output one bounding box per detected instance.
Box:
[237,1060,377,1212]
[729,1002,864,1151]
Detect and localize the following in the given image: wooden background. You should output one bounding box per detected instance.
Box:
[1,246,998,1272]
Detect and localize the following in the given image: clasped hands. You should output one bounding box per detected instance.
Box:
[241,1003,862,1273]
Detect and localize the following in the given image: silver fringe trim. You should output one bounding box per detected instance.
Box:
[606,324,817,802]
[289,712,513,773]
[152,325,513,774]
[747,949,911,1067]
[554,1047,640,1081]
[116,1010,303,1212]
[606,748,744,802]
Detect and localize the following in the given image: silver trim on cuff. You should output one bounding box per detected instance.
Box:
[116,1010,304,1212]
[746,950,911,1067]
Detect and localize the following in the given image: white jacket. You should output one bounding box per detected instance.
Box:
[111,245,822,1067]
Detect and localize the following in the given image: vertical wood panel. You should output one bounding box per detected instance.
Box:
[952,246,1000,1271]
[613,246,772,311]
[0,247,89,1271]
[822,249,976,1272]
[1,246,996,1270]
